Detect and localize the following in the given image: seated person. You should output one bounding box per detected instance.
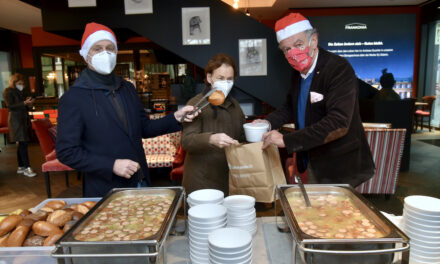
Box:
[375,69,401,101]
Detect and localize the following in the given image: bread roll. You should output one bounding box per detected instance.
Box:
[23,235,45,247]
[19,210,32,218]
[71,212,84,221]
[208,90,225,106]
[6,225,30,247]
[32,221,62,237]
[0,215,23,236]
[18,219,35,228]
[71,204,89,215]
[0,234,9,247]
[47,210,72,227]
[43,232,63,246]
[40,207,54,213]
[45,200,66,210]
[24,210,48,222]
[81,201,97,209]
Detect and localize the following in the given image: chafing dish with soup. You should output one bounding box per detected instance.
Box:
[276,184,410,264]
[51,187,185,264]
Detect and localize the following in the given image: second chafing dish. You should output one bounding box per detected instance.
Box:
[276,184,410,264]
[52,187,185,264]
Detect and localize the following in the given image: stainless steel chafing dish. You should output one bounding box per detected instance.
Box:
[276,184,410,264]
[51,187,185,264]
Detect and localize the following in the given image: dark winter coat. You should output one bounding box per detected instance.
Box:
[266,48,375,187]
[56,69,181,197]
[3,87,31,142]
[181,90,246,195]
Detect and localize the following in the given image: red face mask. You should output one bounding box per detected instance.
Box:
[285,46,313,72]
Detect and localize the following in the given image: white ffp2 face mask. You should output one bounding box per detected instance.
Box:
[90,51,117,75]
[16,84,24,91]
[213,80,234,97]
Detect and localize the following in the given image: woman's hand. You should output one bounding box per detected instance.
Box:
[209,133,239,149]
[174,106,200,123]
[24,97,35,106]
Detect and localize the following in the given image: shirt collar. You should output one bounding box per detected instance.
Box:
[300,50,319,79]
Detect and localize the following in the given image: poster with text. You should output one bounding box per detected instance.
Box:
[309,14,416,97]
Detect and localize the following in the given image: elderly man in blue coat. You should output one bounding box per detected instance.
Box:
[56,22,198,197]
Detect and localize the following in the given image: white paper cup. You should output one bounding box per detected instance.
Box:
[243,122,269,142]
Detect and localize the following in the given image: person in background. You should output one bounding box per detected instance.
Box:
[56,22,198,197]
[3,73,36,177]
[181,54,245,195]
[375,69,401,101]
[254,13,375,187]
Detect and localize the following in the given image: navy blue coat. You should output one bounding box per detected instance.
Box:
[56,70,181,197]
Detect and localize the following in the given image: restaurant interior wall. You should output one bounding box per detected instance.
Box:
[38,0,292,108]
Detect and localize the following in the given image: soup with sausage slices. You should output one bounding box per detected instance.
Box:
[74,194,173,241]
[287,193,385,239]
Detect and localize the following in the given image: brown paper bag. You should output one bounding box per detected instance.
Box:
[225,142,286,203]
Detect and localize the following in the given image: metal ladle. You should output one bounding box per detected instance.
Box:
[294,174,312,207]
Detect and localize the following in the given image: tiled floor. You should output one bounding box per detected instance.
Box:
[0,130,439,216]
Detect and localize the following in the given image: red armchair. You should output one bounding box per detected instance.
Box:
[170,146,186,184]
[31,119,75,197]
[0,108,9,145]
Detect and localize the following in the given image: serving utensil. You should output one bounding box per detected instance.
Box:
[294,174,311,207]
[180,89,215,122]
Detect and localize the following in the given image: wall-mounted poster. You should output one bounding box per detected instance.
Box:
[124,0,153,15]
[68,0,96,7]
[182,7,210,45]
[239,39,267,76]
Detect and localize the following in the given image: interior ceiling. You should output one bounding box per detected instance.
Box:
[2,0,434,35]
[223,0,430,20]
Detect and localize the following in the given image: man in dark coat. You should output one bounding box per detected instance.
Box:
[56,22,197,197]
[258,13,375,187]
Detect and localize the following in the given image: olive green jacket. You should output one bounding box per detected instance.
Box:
[181,92,246,195]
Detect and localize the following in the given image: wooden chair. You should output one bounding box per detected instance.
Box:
[31,118,76,198]
[414,95,436,132]
[0,108,9,145]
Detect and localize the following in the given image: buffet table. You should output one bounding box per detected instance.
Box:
[165,217,407,264]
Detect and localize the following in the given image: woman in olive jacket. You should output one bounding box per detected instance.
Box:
[3,73,36,177]
[182,54,246,195]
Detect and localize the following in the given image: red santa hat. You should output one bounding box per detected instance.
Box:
[79,22,118,60]
[275,13,313,43]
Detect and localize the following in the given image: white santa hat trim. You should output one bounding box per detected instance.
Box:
[276,20,313,43]
[79,30,117,60]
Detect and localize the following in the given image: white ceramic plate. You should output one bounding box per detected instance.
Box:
[189,217,227,227]
[189,233,208,244]
[223,195,256,209]
[188,221,226,233]
[210,250,252,263]
[228,218,256,227]
[404,196,440,215]
[189,189,224,204]
[188,204,227,222]
[208,227,252,252]
[404,207,440,221]
[404,228,440,242]
[410,250,440,263]
[210,253,253,264]
[406,231,440,247]
[403,216,440,232]
[404,220,440,238]
[410,241,440,255]
[228,208,256,218]
[404,211,440,226]
[209,243,252,258]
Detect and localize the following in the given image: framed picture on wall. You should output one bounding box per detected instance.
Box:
[68,0,96,7]
[124,0,153,15]
[182,7,211,45]
[239,39,267,76]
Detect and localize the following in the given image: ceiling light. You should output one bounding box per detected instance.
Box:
[246,9,250,16]
[233,2,238,8]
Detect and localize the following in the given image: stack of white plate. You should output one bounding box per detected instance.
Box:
[188,204,227,264]
[224,195,257,236]
[208,227,253,264]
[402,195,440,264]
[188,189,224,207]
